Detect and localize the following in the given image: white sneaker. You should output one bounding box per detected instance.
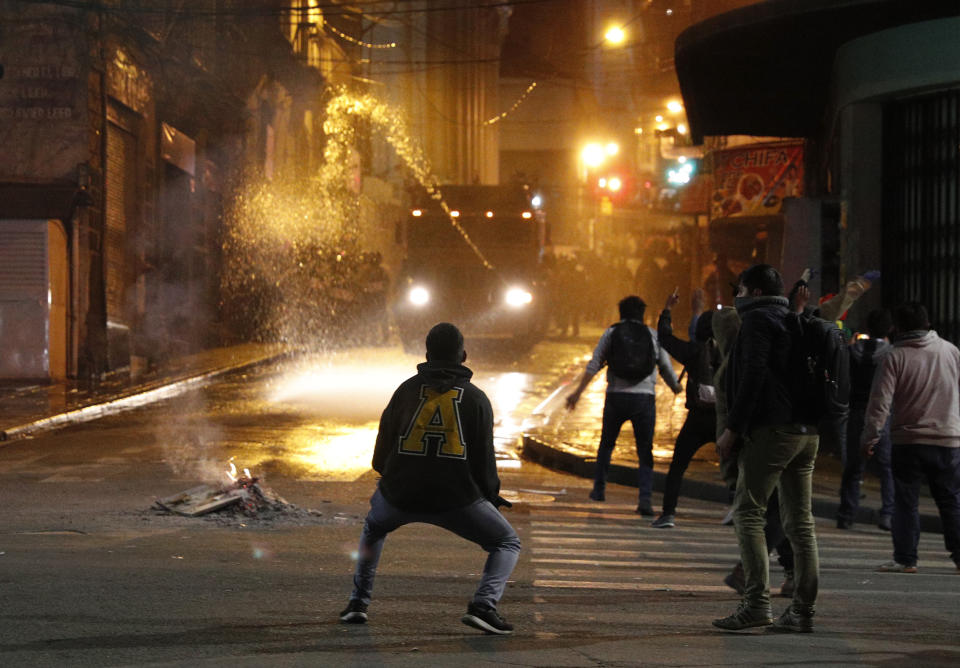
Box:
[876,560,917,573]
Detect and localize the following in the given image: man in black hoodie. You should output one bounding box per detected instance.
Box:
[339,323,521,635]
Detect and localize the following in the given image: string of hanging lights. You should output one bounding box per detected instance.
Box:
[325,23,397,49]
[483,81,537,126]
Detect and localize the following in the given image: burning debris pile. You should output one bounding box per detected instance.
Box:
[153,460,318,521]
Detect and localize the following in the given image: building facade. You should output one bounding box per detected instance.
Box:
[676,0,960,339]
[0,0,346,380]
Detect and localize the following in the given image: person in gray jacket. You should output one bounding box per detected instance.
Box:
[566,295,681,515]
[861,302,960,574]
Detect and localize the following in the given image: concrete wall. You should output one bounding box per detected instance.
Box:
[0,5,89,182]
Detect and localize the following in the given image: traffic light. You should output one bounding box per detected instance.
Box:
[665,157,697,185]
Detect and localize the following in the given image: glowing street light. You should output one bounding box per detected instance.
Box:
[581,142,606,168]
[604,26,625,44]
[605,142,619,156]
[667,99,684,113]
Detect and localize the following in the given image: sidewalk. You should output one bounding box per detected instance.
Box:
[0,342,291,441]
[521,361,945,534]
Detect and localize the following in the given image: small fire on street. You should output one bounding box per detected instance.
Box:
[153,458,302,518]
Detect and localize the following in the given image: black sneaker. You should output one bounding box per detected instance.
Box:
[712,602,773,631]
[877,515,892,531]
[588,488,605,502]
[769,605,813,633]
[339,599,368,624]
[651,513,675,528]
[635,503,655,516]
[461,602,513,635]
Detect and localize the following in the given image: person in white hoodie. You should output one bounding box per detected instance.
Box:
[861,302,960,574]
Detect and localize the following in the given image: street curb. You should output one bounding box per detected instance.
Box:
[0,348,295,442]
[521,435,730,505]
[521,434,944,533]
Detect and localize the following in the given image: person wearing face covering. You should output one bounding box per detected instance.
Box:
[713,264,820,634]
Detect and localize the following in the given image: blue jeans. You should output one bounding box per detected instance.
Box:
[593,392,656,504]
[350,487,521,609]
[890,444,960,567]
[838,406,894,523]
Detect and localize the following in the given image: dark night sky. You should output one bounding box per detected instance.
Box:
[499,0,587,79]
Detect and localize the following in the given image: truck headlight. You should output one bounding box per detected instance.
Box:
[505,287,533,308]
[408,285,430,306]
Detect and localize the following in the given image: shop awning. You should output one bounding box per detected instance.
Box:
[675,0,960,144]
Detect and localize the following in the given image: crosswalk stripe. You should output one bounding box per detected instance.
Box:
[531,519,898,539]
[529,536,897,556]
[533,580,740,593]
[530,559,929,574]
[526,504,960,601]
[532,580,960,596]
[532,558,728,568]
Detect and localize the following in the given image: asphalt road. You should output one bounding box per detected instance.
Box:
[1,341,958,666]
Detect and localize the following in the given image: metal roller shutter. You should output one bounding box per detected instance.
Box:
[0,222,46,299]
[883,89,960,343]
[105,121,135,325]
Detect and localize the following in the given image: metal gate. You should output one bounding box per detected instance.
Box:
[106,120,135,326]
[883,89,960,343]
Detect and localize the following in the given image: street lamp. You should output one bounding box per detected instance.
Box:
[604,26,625,45]
[581,142,606,168]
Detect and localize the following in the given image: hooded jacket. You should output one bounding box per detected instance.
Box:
[861,330,960,449]
[848,337,892,408]
[658,309,717,411]
[712,306,741,437]
[726,295,796,434]
[372,360,500,512]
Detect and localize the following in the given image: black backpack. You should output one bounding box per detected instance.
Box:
[607,320,656,382]
[784,312,850,428]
